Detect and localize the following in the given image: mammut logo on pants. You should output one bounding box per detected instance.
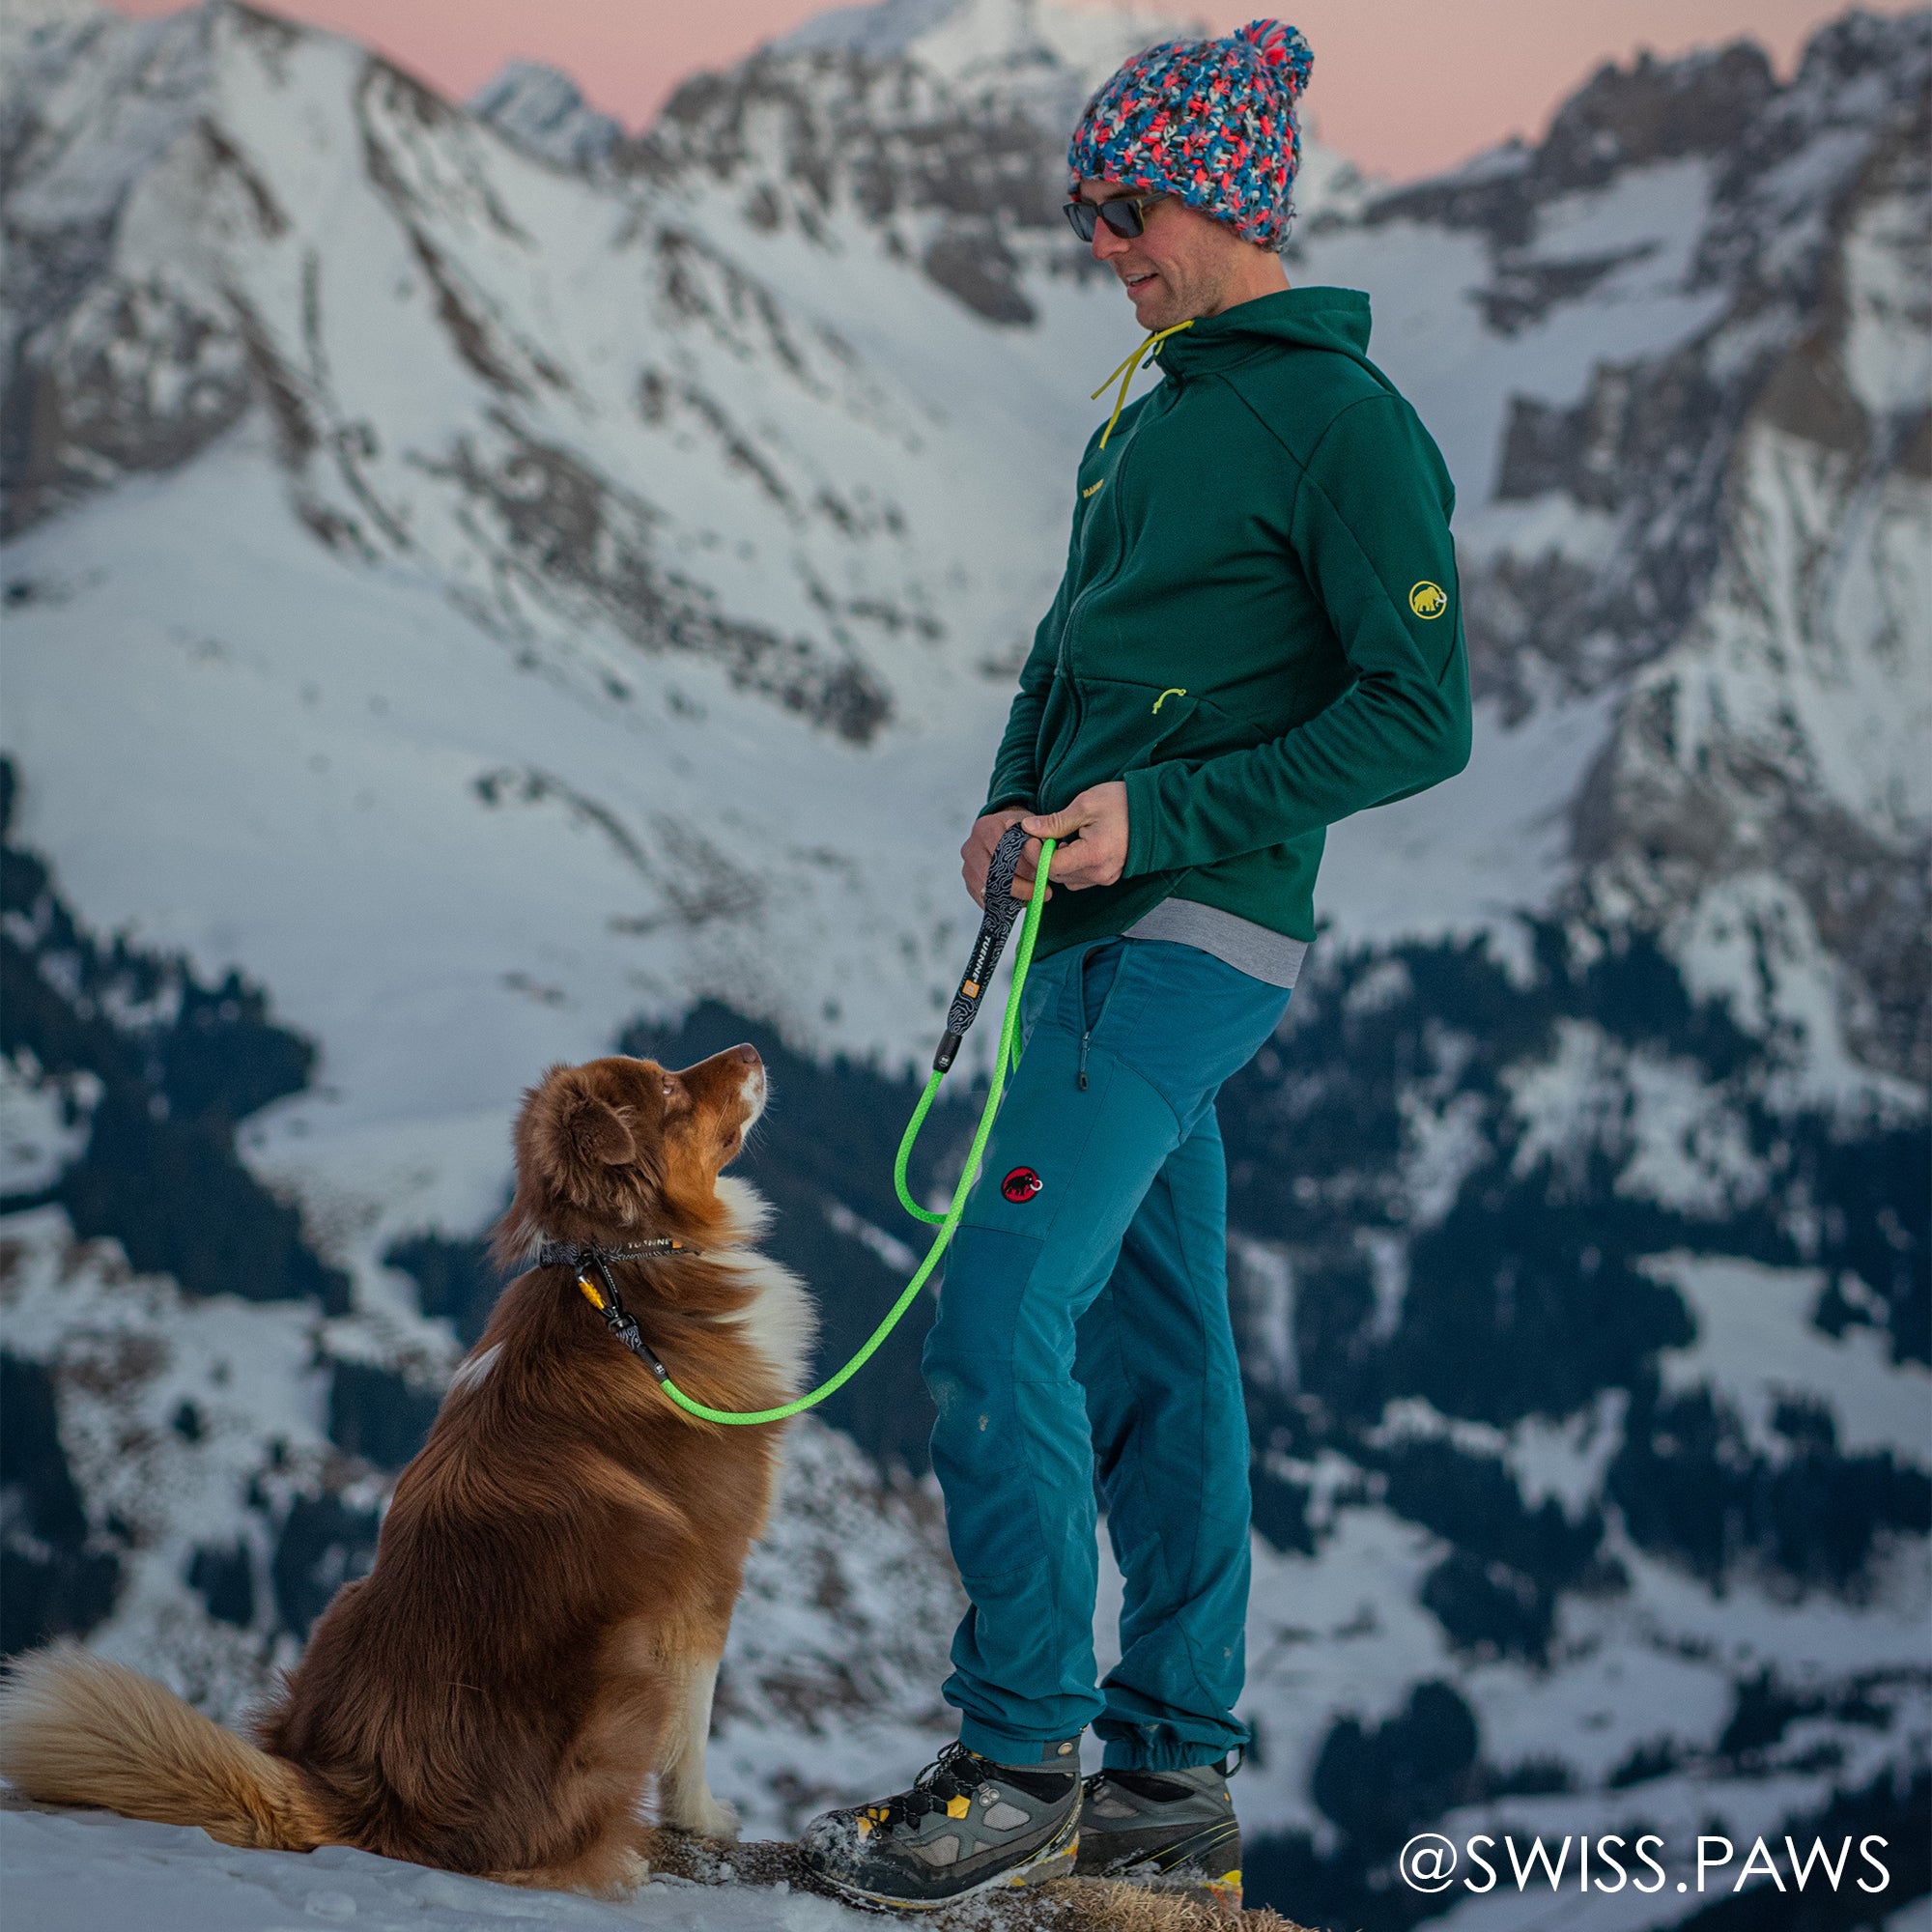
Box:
[1001,1167,1043,1204]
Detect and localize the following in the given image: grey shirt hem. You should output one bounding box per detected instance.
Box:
[1122,897,1310,989]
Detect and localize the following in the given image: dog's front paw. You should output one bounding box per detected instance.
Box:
[676,1792,740,1843]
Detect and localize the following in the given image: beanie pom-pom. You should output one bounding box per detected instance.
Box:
[1232,19,1313,95]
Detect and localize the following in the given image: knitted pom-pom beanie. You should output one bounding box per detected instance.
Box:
[1067,19,1314,248]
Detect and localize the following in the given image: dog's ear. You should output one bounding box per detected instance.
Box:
[557,1092,636,1169]
[525,1073,640,1206]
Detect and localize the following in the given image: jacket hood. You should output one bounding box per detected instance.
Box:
[1154,286,1384,386]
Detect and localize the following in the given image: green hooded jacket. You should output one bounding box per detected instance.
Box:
[983,285,1472,960]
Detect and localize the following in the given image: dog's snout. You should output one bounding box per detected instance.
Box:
[735,1045,766,1135]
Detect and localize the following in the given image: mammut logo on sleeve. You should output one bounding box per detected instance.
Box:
[1001,1166,1044,1204]
[1082,479,1105,499]
[1408,581,1448,619]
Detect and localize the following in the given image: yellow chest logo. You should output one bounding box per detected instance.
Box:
[1409,580,1448,619]
[1082,478,1105,498]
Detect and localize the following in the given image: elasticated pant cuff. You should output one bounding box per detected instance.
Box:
[1100,1739,1236,1772]
[958,1719,1082,1768]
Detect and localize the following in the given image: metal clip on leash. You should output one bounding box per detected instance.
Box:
[578,1252,670,1382]
[621,823,1053,1427]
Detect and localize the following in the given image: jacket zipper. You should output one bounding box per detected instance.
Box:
[1041,386,1169,804]
[1054,384,1166,676]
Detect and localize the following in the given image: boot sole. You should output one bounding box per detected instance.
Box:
[811,1818,1081,1913]
[1077,1820,1244,1920]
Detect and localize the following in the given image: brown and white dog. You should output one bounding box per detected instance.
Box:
[0,1045,814,1894]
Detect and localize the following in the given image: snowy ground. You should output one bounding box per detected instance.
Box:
[0,1802,876,1932]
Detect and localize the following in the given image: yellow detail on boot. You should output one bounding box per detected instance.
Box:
[947,1794,971,1819]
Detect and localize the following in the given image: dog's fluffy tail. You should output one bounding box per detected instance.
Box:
[0,1644,332,1851]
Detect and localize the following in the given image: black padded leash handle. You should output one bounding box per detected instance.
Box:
[934,820,1034,1073]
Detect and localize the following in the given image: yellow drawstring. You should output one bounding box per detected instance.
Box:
[1091,320,1194,449]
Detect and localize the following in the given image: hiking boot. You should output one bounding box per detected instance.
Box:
[800,1739,1081,1910]
[1074,1760,1243,1914]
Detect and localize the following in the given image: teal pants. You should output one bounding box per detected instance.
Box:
[923,937,1290,1770]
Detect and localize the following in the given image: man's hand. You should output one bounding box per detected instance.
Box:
[961,809,1047,908]
[1023,782,1128,892]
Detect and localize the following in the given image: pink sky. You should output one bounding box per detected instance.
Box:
[109,0,1912,180]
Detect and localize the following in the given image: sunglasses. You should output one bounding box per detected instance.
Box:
[1063,193,1163,243]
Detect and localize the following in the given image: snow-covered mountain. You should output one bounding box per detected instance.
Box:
[2,1,1927,1924]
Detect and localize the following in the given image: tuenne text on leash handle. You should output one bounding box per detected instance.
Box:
[934,819,1035,1073]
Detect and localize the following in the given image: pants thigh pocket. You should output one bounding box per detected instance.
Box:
[1079,940,1125,1033]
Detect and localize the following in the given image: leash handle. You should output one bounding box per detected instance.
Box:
[933,820,1035,1073]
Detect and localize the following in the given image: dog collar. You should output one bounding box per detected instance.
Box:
[537,1239,699,1269]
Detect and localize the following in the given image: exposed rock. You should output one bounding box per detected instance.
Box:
[1574,72,1932,1083]
[469,61,621,173]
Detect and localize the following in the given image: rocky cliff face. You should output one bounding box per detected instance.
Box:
[2,2,1926,1923]
[1578,68,1932,1086]
[1360,17,1932,1089]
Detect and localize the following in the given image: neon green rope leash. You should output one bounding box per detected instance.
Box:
[891,1021,1022,1228]
[893,1074,947,1227]
[655,838,1055,1426]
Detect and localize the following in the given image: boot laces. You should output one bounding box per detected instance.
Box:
[874,1742,995,1833]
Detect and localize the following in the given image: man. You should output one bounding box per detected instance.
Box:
[802,17,1470,1914]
